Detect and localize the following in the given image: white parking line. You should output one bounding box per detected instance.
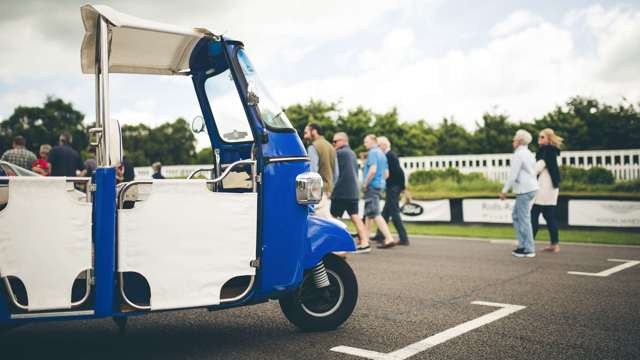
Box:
[568,259,640,277]
[331,301,526,360]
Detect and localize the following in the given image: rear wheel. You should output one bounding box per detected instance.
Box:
[279,254,358,332]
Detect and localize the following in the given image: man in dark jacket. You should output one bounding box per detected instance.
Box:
[48,132,84,177]
[330,132,370,253]
[374,136,409,245]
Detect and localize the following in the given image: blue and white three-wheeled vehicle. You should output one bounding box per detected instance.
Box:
[0,4,357,333]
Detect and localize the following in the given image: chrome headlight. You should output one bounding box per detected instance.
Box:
[296,172,323,205]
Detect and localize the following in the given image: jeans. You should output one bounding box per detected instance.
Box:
[512,191,537,252]
[531,205,559,245]
[378,185,409,243]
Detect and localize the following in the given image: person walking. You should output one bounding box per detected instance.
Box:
[362,134,396,249]
[1,136,37,170]
[531,128,563,253]
[48,132,84,177]
[500,129,538,258]
[330,132,370,253]
[303,123,338,219]
[374,136,410,245]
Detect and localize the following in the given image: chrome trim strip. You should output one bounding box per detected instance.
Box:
[70,270,93,307]
[10,310,95,319]
[187,167,215,179]
[118,181,152,209]
[119,272,151,310]
[2,277,27,311]
[266,156,310,163]
[220,276,255,303]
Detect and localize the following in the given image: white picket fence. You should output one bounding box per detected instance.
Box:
[134,148,640,182]
[399,148,640,182]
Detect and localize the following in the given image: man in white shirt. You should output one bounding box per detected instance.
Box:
[500,129,538,258]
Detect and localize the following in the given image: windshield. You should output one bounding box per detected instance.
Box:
[204,68,254,143]
[237,49,294,131]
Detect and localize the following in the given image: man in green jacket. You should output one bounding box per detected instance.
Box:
[304,123,338,219]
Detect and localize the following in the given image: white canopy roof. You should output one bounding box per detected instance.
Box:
[80,4,216,75]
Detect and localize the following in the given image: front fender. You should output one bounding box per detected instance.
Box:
[303,215,355,269]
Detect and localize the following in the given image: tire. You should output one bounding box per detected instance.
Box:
[279,254,358,332]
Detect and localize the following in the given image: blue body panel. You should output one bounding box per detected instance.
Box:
[93,168,117,316]
[304,216,356,269]
[254,161,308,297]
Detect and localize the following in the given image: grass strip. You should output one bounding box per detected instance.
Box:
[343,221,640,246]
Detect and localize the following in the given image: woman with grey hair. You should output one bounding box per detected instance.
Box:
[500,129,539,257]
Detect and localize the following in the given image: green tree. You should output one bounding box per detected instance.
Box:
[121,118,197,166]
[0,97,87,154]
[403,120,438,156]
[533,96,640,151]
[473,112,518,153]
[285,99,338,142]
[434,118,474,155]
[335,106,374,153]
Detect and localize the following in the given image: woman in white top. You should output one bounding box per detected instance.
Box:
[531,128,563,253]
[500,129,538,257]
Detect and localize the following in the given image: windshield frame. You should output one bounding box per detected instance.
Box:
[233,47,296,134]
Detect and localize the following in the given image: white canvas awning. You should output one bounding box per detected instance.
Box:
[80,4,216,75]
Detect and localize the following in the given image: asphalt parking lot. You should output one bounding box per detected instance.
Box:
[2,235,639,359]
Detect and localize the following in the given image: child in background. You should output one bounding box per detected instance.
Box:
[31,144,52,176]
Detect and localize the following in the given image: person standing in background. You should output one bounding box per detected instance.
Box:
[48,133,84,177]
[362,134,396,249]
[500,129,539,258]
[303,123,338,219]
[331,132,370,253]
[152,162,165,179]
[532,128,563,253]
[375,136,409,246]
[1,136,37,170]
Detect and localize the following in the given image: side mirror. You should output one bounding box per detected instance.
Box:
[191,115,206,133]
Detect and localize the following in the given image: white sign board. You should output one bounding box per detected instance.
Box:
[568,200,640,227]
[400,199,451,222]
[335,199,450,222]
[462,199,545,224]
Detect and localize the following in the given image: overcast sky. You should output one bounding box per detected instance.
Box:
[1,0,639,141]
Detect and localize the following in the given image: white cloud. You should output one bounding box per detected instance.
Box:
[490,10,543,38]
[274,5,640,129]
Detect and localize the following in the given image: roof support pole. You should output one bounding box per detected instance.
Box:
[95,16,112,167]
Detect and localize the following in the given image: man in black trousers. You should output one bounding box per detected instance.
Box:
[374,136,409,245]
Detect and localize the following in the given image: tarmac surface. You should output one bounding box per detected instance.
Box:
[2,235,639,359]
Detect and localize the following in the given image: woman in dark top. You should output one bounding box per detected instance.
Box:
[531,128,563,253]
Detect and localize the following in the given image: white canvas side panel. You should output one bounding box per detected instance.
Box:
[118,181,257,310]
[0,178,92,311]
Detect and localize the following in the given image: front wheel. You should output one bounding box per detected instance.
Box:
[279,254,358,332]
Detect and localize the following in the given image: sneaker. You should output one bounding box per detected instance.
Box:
[355,244,371,254]
[512,248,536,258]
